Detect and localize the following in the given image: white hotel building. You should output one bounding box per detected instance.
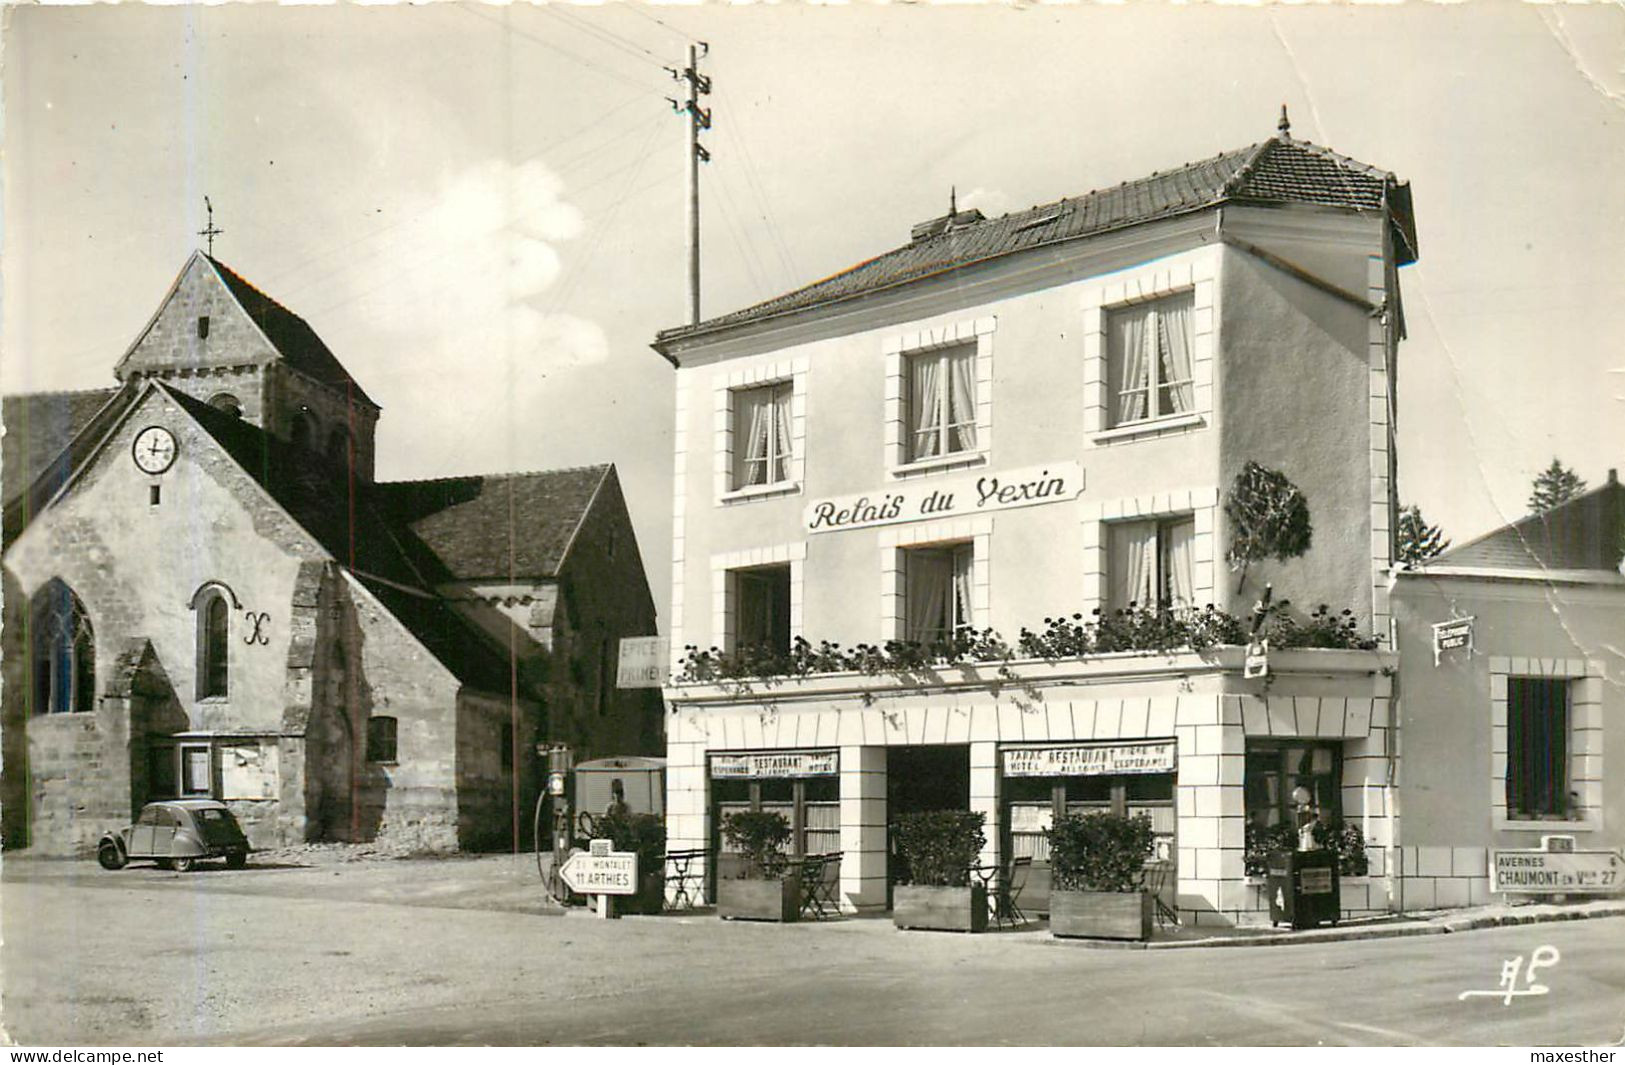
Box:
[652,117,1623,923]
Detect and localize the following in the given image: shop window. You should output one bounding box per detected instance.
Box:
[1244,741,1342,832]
[731,381,793,490]
[1107,291,1195,426]
[902,542,973,644]
[1106,515,1195,612]
[713,775,839,863]
[180,744,213,797]
[29,579,95,715]
[196,591,230,699]
[1006,774,1175,863]
[1507,677,1571,820]
[732,564,792,655]
[366,716,398,763]
[904,344,978,462]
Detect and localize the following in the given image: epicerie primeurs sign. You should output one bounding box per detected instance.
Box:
[803,461,1084,536]
[710,750,840,779]
[1002,741,1177,778]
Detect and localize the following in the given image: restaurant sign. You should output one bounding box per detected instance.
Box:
[1492,848,1623,894]
[710,750,839,779]
[804,461,1084,536]
[1002,741,1177,778]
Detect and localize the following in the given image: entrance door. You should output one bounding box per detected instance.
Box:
[885,745,970,907]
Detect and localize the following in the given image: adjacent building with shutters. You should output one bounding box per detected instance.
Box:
[2,251,663,855]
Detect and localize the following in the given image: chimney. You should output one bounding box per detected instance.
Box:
[1609,468,1618,485]
[911,207,985,244]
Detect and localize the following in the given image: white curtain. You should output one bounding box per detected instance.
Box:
[905,549,951,642]
[1109,520,1157,611]
[771,384,793,482]
[951,543,975,630]
[910,355,943,459]
[1164,518,1195,607]
[947,347,978,452]
[1113,308,1150,424]
[1157,296,1195,415]
[736,388,772,486]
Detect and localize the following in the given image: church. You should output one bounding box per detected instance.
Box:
[2,250,663,855]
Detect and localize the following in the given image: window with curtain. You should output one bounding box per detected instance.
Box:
[1506,677,1571,820]
[1106,515,1196,612]
[902,542,974,643]
[29,579,95,715]
[905,344,978,462]
[197,591,230,699]
[1244,742,1342,829]
[1107,292,1195,427]
[732,381,793,489]
[733,565,792,654]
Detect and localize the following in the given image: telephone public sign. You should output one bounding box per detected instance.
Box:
[1432,617,1474,666]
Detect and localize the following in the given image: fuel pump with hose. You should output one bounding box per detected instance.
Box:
[534,744,577,905]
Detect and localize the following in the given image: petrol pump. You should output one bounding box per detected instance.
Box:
[535,743,577,904]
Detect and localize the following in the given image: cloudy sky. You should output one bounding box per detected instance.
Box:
[5,2,1623,627]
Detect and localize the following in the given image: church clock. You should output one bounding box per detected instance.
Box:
[131,425,178,475]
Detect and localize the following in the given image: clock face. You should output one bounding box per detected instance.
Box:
[131,425,178,475]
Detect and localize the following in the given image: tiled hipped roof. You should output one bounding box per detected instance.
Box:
[1433,474,1625,574]
[655,135,1415,350]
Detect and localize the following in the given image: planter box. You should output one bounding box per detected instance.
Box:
[619,872,667,916]
[893,884,987,933]
[1049,889,1152,941]
[717,876,799,922]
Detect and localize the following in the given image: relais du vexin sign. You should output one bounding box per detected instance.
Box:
[804,462,1085,535]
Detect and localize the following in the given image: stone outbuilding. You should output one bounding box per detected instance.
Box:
[3,251,663,854]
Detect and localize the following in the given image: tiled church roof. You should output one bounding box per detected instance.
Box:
[2,386,138,544]
[655,132,1415,352]
[375,465,610,581]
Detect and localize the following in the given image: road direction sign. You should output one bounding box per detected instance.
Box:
[1492,848,1623,894]
[559,849,639,895]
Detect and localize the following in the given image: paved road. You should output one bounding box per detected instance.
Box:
[5,861,1623,1046]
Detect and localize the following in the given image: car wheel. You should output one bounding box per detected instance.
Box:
[97,841,127,871]
[226,852,247,870]
[170,857,195,873]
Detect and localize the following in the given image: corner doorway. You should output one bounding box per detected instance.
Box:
[885,744,970,908]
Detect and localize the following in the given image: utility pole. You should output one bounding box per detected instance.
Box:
[668,44,711,325]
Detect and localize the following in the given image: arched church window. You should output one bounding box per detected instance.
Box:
[197,590,230,699]
[326,426,352,469]
[208,392,243,418]
[29,580,94,715]
[290,411,316,452]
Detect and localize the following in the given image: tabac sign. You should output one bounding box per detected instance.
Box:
[1002,741,1177,778]
[804,461,1084,535]
[710,750,839,779]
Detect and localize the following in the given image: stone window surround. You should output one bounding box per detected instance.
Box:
[1082,252,1217,446]
[713,357,809,505]
[711,542,807,654]
[190,581,239,704]
[1489,656,1605,833]
[879,518,993,641]
[1082,487,1219,613]
[882,316,996,479]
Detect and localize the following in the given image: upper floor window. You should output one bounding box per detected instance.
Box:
[1506,677,1571,820]
[29,579,94,715]
[290,411,317,452]
[326,426,353,469]
[906,344,978,462]
[207,392,242,418]
[1106,515,1195,612]
[902,542,973,644]
[197,591,230,699]
[732,564,792,655]
[1107,292,1194,427]
[732,382,793,490]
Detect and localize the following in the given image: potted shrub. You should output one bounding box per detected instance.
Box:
[717,810,798,922]
[592,810,667,915]
[891,810,987,933]
[1046,811,1156,941]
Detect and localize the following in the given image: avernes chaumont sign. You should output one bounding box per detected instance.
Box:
[803,461,1085,535]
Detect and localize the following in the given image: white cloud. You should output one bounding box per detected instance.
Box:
[957,186,1011,217]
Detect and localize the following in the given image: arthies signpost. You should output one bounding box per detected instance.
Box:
[803,461,1085,535]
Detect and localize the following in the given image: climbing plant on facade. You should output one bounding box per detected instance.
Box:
[1224,461,1313,592]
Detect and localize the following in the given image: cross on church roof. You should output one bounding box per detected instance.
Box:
[198,196,223,256]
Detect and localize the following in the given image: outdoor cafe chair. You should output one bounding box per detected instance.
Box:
[798,853,843,920]
[993,856,1032,929]
[664,847,708,911]
[1143,858,1179,927]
